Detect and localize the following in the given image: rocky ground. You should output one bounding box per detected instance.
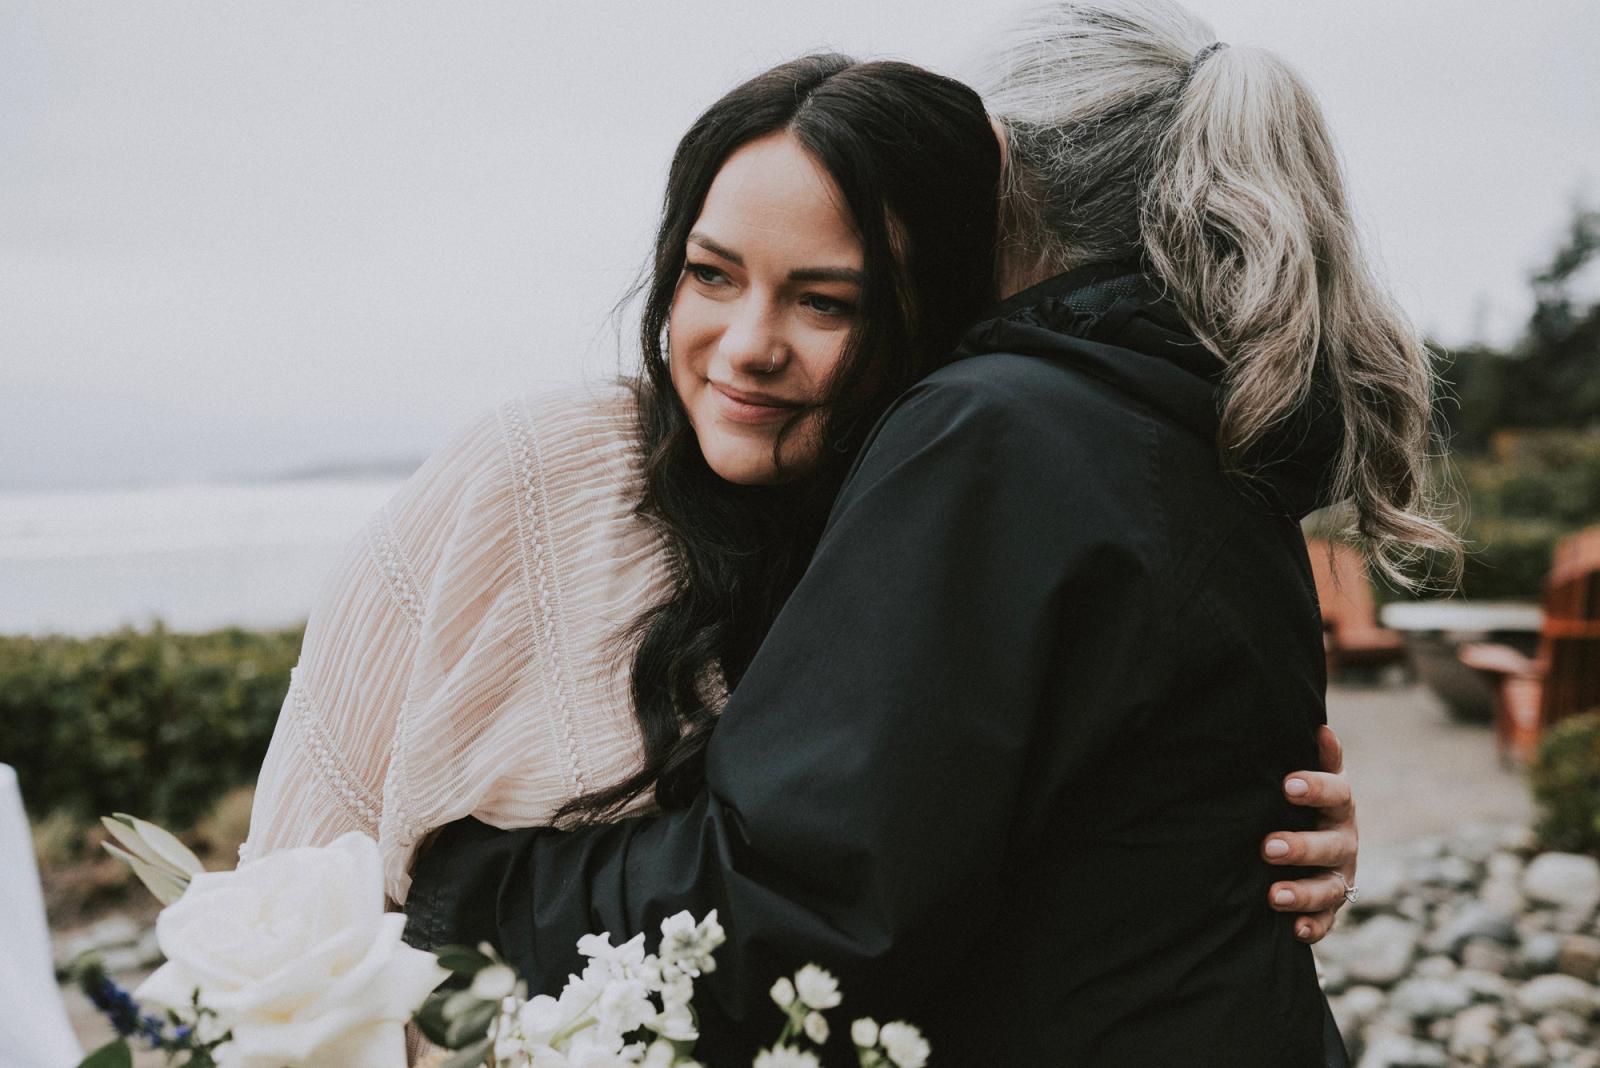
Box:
[1321,825,1600,1067]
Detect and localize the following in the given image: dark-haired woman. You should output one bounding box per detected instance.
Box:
[246,45,1362,1064]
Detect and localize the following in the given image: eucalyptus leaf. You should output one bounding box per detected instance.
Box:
[443,998,498,1047]
[414,993,454,1046]
[76,1040,133,1068]
[433,944,493,974]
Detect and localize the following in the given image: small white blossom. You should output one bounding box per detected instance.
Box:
[803,1011,829,1044]
[770,976,797,1009]
[878,1021,931,1068]
[851,1017,880,1048]
[658,970,695,1011]
[793,965,842,1011]
[754,1047,822,1068]
[595,977,657,1035]
[649,999,698,1043]
[658,909,726,977]
[578,931,649,982]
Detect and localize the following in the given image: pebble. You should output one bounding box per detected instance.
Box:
[1460,937,1513,975]
[1317,828,1600,1066]
[1439,902,1519,956]
[1558,934,1600,982]
[1345,915,1423,986]
[1521,853,1600,917]
[1447,1003,1501,1063]
[1494,1024,1547,1068]
[1389,976,1473,1020]
[1514,974,1599,1017]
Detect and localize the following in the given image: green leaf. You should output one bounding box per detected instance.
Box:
[413,993,455,1047]
[437,1037,493,1068]
[443,998,498,1047]
[432,944,493,974]
[77,1040,133,1068]
[442,988,484,1020]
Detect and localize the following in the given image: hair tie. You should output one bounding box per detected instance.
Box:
[1187,41,1228,79]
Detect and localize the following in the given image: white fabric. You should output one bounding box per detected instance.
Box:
[245,383,681,903]
[0,764,85,1068]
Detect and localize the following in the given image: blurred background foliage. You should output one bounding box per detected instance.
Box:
[1433,205,1600,601]
[0,625,298,829]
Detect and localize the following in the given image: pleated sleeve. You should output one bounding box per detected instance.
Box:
[244,383,671,903]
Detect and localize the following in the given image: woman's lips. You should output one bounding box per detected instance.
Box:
[709,382,802,425]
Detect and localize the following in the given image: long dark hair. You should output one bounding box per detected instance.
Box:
[555,54,1000,822]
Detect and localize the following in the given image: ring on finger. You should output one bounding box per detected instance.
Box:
[1329,869,1358,905]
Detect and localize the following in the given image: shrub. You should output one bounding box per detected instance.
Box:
[1414,428,1600,602]
[0,624,302,828]
[1531,710,1600,857]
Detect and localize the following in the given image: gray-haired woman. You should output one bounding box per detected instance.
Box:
[405,3,1450,1064]
[979,0,1454,578]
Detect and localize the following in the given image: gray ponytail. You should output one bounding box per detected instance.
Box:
[976,0,1460,585]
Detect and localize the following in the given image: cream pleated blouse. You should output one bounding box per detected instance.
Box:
[243,383,678,904]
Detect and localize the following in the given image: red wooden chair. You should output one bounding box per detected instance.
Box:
[1459,525,1600,764]
[1307,538,1408,678]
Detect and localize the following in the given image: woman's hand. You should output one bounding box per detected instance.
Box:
[1262,725,1357,944]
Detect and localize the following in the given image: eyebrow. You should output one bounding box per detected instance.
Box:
[688,231,863,286]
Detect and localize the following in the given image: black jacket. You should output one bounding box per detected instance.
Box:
[406,265,1346,1066]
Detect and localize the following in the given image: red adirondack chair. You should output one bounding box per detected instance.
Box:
[1307,538,1408,678]
[1459,525,1600,764]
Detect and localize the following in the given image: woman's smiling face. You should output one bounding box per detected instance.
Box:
[668,130,864,485]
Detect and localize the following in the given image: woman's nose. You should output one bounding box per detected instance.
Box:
[719,299,787,376]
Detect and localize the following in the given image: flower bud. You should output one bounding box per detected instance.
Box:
[770,976,797,1009]
[470,964,517,1000]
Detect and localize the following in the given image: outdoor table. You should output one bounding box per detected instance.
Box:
[1379,601,1544,721]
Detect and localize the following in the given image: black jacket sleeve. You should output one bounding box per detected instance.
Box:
[404,365,1155,1046]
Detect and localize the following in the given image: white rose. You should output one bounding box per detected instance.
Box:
[793,965,842,1011]
[135,832,447,1068]
[878,1021,931,1068]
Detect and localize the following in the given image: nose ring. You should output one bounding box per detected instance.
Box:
[766,352,778,375]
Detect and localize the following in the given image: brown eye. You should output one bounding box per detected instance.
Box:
[801,294,857,317]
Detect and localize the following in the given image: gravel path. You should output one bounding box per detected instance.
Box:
[1328,682,1534,850]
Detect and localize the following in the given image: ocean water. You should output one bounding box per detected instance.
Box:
[0,477,406,636]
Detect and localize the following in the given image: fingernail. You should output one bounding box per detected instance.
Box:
[1284,778,1309,797]
[1265,839,1290,858]
[1274,889,1295,906]
[1296,923,1312,940]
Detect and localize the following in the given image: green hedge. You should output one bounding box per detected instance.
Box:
[1447,429,1600,601]
[1532,710,1600,857]
[0,624,302,826]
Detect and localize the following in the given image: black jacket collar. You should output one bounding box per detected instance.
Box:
[956,264,1343,519]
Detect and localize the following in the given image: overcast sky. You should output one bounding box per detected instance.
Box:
[3,1,1597,491]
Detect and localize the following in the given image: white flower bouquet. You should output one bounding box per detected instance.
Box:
[76,815,929,1068]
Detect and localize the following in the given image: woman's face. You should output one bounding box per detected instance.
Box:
[669,131,864,485]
